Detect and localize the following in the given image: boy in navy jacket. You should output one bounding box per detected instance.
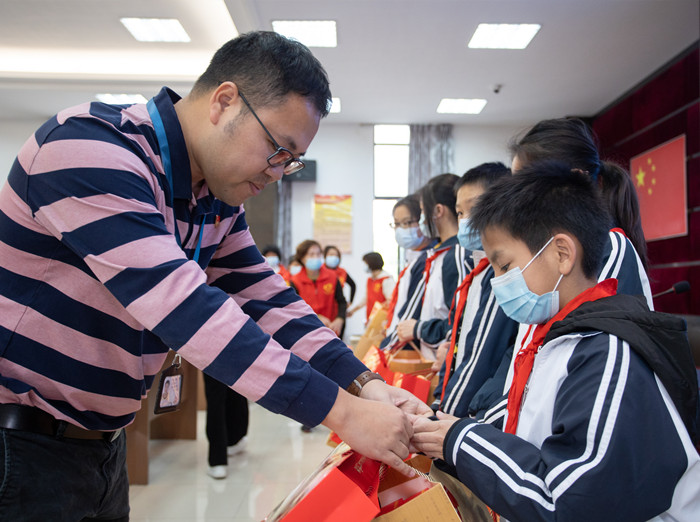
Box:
[411,161,700,521]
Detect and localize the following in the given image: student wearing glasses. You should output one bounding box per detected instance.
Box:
[380,194,435,351]
[0,31,429,519]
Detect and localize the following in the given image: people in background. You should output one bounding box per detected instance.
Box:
[0,31,428,518]
[396,174,469,360]
[203,375,249,479]
[290,239,347,337]
[347,252,396,321]
[381,194,435,351]
[288,255,302,276]
[323,245,357,304]
[261,244,291,284]
[411,162,700,521]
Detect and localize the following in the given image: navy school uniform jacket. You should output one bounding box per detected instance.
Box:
[471,229,655,428]
[380,250,428,350]
[440,294,700,522]
[431,255,519,417]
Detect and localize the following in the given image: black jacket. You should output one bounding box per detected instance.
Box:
[546,293,699,444]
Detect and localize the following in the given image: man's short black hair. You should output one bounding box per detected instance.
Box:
[454,162,511,194]
[470,160,611,279]
[192,31,331,117]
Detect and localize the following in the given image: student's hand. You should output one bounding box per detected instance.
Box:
[329,317,344,336]
[397,319,417,342]
[360,379,433,416]
[431,342,449,373]
[322,389,417,477]
[408,411,458,461]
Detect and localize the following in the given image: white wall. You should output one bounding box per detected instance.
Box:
[0,119,46,182]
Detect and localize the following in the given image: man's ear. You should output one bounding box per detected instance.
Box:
[208,81,240,125]
[553,233,577,276]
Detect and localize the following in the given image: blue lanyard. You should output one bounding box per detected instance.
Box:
[147,99,205,264]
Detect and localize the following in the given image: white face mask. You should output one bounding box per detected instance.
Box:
[289,265,302,276]
[265,255,280,268]
[395,226,423,249]
[490,237,564,324]
[419,214,433,238]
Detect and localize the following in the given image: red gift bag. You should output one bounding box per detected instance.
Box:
[361,345,395,383]
[266,444,383,522]
[391,372,432,403]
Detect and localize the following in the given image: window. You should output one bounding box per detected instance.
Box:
[373,125,409,277]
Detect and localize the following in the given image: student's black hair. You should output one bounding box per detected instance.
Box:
[192,31,332,117]
[261,245,281,258]
[509,117,647,269]
[393,194,421,221]
[323,245,341,259]
[362,252,384,271]
[419,173,460,238]
[454,162,512,194]
[470,161,612,279]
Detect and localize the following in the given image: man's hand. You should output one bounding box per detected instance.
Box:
[360,379,433,416]
[396,319,417,342]
[322,389,417,477]
[431,341,449,374]
[329,317,344,336]
[408,411,458,461]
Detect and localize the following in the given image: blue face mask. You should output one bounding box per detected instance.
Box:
[289,265,302,276]
[419,214,433,239]
[490,237,564,325]
[305,257,323,271]
[395,226,423,249]
[265,255,280,268]
[457,218,482,251]
[325,255,340,269]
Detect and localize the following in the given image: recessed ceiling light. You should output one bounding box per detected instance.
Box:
[468,23,540,49]
[120,18,191,43]
[96,93,148,104]
[329,97,341,113]
[272,21,337,47]
[437,98,487,114]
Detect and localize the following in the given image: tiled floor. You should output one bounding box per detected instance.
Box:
[129,405,335,522]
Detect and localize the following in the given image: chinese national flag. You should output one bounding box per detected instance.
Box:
[630,135,687,241]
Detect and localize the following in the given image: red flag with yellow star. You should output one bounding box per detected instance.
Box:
[630,135,687,241]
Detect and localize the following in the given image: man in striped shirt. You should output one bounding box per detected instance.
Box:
[0,31,428,520]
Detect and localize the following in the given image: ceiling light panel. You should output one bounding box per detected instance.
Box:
[437,98,487,114]
[468,23,540,49]
[272,21,337,47]
[120,18,191,43]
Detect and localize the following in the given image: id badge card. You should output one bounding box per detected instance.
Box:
[154,354,184,414]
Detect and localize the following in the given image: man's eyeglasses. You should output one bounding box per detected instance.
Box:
[390,219,419,229]
[238,92,305,175]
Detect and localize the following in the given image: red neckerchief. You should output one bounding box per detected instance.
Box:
[421,245,451,304]
[440,257,490,405]
[385,264,410,329]
[504,278,618,435]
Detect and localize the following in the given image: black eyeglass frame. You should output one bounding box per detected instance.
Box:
[238,92,305,175]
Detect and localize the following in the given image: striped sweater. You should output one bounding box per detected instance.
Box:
[0,87,367,431]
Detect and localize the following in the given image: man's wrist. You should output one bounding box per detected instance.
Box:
[346,370,385,397]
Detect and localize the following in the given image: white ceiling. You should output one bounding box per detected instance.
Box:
[0,0,697,126]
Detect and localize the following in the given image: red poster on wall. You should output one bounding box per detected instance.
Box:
[629,135,687,242]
